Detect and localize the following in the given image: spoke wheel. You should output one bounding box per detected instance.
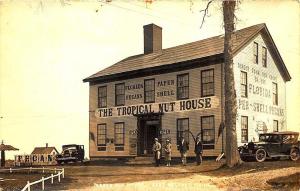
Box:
[290,148,300,161]
[255,148,266,162]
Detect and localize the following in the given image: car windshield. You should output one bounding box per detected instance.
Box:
[259,134,281,143]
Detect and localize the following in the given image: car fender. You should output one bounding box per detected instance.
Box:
[290,146,300,153]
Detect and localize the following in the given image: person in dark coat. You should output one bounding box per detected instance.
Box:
[152,138,161,167]
[177,137,188,166]
[194,136,203,165]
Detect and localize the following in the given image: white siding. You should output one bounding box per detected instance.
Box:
[234,34,287,145]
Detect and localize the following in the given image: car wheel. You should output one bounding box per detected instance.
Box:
[290,148,300,161]
[255,148,266,162]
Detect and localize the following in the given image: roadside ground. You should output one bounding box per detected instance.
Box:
[0,159,299,191]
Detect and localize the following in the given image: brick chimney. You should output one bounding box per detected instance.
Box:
[143,24,162,54]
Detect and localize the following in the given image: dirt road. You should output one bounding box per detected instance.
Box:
[1,159,299,191]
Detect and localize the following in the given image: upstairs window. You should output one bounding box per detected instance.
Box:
[272,82,278,105]
[201,69,214,97]
[253,42,258,64]
[177,74,189,99]
[115,83,125,106]
[144,79,155,103]
[262,46,267,67]
[98,86,107,108]
[240,71,248,98]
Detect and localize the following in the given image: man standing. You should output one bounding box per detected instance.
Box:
[152,138,161,167]
[194,136,203,165]
[164,139,172,167]
[178,137,188,166]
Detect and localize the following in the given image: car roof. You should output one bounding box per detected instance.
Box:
[260,131,299,135]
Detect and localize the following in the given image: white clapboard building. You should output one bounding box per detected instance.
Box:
[83,23,291,159]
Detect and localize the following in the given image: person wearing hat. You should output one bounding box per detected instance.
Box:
[164,139,172,167]
[152,138,161,167]
[194,136,203,165]
[178,137,188,166]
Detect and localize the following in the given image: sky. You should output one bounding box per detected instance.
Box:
[0,0,299,159]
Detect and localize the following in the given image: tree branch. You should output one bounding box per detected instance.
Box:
[199,0,213,28]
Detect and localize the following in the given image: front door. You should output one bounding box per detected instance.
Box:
[144,124,159,155]
[137,117,161,156]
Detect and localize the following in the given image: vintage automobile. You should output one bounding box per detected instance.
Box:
[56,144,84,164]
[238,131,300,162]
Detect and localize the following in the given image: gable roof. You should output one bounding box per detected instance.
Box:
[31,147,58,155]
[83,23,291,83]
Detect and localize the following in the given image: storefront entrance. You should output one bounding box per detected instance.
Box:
[136,113,162,156]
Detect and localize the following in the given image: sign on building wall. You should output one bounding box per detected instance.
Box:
[237,63,285,117]
[95,97,220,118]
[14,154,57,166]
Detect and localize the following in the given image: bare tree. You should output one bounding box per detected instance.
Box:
[200,0,241,167]
[223,0,240,167]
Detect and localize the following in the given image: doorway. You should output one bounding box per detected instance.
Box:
[137,114,162,156]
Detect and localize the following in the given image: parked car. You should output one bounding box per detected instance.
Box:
[56,144,84,164]
[238,131,300,162]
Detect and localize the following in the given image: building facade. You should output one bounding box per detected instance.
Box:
[84,24,291,159]
[15,144,58,166]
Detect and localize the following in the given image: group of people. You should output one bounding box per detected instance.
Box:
[152,136,203,167]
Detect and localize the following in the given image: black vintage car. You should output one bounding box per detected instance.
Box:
[56,144,85,164]
[238,131,300,162]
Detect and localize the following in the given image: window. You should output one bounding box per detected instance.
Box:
[201,116,215,149]
[177,118,189,147]
[262,46,267,67]
[273,120,279,132]
[253,42,258,64]
[114,122,125,151]
[98,86,107,108]
[272,82,278,105]
[241,116,248,143]
[201,69,214,97]
[240,71,248,98]
[97,124,107,151]
[177,74,189,99]
[115,83,125,106]
[144,79,155,103]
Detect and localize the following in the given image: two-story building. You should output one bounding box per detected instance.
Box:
[83,23,291,160]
